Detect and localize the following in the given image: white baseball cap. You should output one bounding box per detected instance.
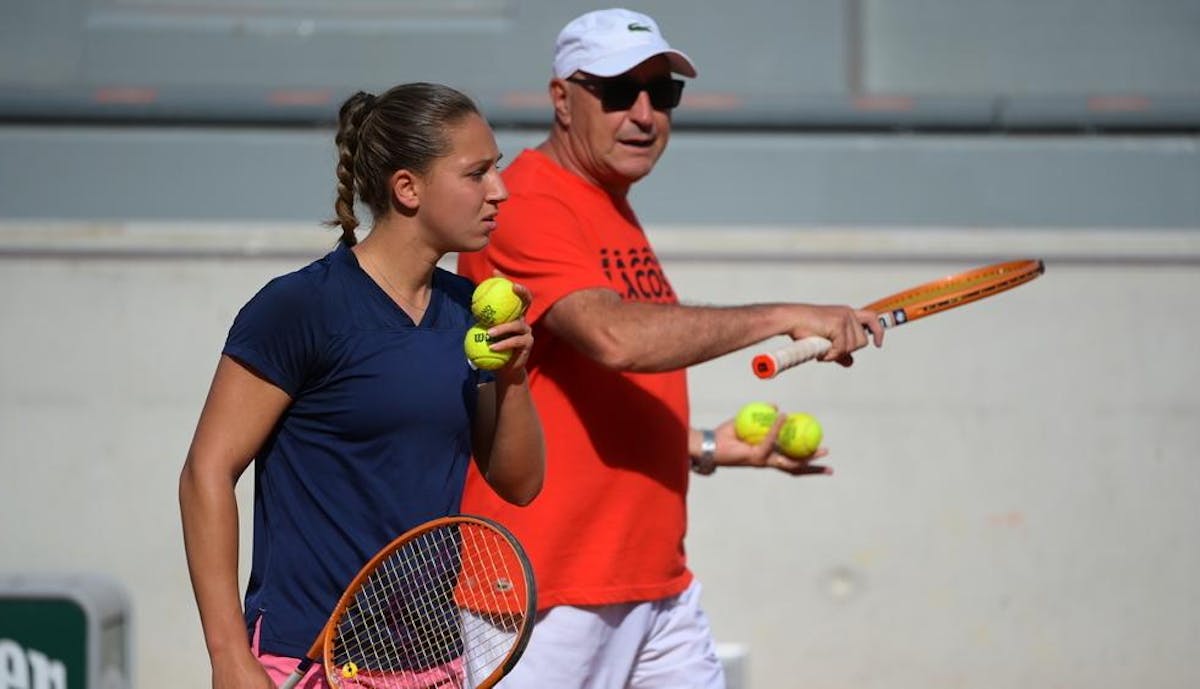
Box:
[552,8,698,79]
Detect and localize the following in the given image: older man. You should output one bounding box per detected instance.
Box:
[458,8,883,688]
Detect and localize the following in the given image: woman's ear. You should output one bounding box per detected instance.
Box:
[390,169,421,211]
[550,78,571,127]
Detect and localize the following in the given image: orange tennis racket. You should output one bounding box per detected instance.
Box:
[279,515,536,689]
[752,259,1045,379]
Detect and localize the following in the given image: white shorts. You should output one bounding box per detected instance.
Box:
[496,579,725,689]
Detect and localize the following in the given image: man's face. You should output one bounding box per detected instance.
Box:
[561,55,679,191]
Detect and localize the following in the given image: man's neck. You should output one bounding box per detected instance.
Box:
[537,136,632,200]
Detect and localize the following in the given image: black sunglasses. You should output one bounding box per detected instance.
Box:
[566,76,685,112]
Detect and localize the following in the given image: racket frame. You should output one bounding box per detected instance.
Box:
[279,514,536,689]
[751,259,1045,379]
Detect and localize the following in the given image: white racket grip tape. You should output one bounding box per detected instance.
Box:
[279,669,305,689]
[751,336,832,379]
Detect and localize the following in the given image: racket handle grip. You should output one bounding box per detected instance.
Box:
[279,659,312,689]
[751,336,832,379]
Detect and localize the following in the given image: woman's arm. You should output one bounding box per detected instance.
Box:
[470,282,545,505]
[179,355,292,689]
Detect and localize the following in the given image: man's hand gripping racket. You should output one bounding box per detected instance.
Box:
[279,515,536,689]
[753,259,1045,379]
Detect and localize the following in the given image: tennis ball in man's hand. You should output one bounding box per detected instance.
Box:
[464,325,512,371]
[734,402,779,444]
[777,413,823,459]
[471,277,524,327]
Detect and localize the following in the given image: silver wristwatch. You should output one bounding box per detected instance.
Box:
[691,428,717,475]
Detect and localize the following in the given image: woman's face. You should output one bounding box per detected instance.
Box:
[416,113,508,253]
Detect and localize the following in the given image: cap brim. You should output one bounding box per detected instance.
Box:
[576,46,698,79]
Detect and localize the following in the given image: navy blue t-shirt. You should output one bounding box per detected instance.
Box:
[223,243,486,658]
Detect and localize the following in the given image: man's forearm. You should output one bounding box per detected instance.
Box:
[599,300,792,371]
[544,288,875,373]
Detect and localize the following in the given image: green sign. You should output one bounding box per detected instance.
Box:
[0,597,87,689]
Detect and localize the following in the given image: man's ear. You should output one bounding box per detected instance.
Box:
[549,78,571,127]
[390,169,420,211]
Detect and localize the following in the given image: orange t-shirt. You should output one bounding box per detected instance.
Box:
[457,149,693,609]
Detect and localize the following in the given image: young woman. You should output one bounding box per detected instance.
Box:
[179,82,544,689]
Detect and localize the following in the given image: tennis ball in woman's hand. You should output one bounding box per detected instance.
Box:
[471,277,524,327]
[777,412,823,459]
[464,325,511,370]
[734,402,779,444]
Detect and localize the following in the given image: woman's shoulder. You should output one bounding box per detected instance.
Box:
[257,255,326,299]
[243,247,348,317]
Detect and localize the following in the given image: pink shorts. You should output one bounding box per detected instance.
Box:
[251,617,325,688]
[251,617,466,688]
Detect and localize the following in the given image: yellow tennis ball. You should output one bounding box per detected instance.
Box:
[777,412,823,459]
[464,325,512,371]
[734,402,779,444]
[471,277,524,327]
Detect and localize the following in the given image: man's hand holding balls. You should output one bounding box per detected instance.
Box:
[704,402,829,476]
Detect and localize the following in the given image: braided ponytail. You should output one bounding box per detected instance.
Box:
[325,92,376,246]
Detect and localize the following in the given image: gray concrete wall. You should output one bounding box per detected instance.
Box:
[1,222,1197,688]
[3,127,1199,229]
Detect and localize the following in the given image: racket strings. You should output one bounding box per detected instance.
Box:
[328,523,529,688]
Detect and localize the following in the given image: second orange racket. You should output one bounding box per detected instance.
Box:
[752,259,1045,379]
